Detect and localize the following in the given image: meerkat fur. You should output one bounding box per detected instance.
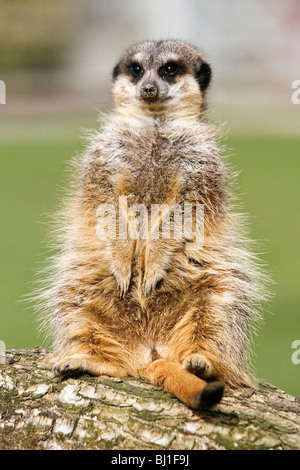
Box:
[36,40,268,409]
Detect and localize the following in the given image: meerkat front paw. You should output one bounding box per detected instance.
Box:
[53,356,90,377]
[182,354,213,379]
[142,267,165,296]
[109,239,135,297]
[112,263,132,298]
[53,354,128,378]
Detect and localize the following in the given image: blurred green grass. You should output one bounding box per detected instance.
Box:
[0,134,299,396]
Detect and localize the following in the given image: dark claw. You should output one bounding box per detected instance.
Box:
[53,363,70,374]
[194,359,207,372]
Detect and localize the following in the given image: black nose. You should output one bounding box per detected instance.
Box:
[141,83,158,99]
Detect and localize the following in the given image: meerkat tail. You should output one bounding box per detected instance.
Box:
[140,359,224,409]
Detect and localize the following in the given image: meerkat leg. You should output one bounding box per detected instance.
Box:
[165,302,253,387]
[109,238,136,297]
[143,201,183,296]
[142,181,203,297]
[49,311,136,378]
[99,173,137,298]
[52,348,134,378]
[140,359,224,409]
[52,353,129,378]
[143,239,181,296]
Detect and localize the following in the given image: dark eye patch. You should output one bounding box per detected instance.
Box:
[128,62,144,81]
[195,62,211,91]
[112,62,121,81]
[159,61,185,81]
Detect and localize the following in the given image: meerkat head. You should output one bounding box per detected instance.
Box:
[112,40,211,120]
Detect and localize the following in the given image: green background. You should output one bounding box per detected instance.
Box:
[0,129,299,396]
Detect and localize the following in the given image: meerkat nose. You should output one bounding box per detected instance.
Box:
[141,82,158,100]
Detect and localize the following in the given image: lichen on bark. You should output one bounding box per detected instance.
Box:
[0,347,299,450]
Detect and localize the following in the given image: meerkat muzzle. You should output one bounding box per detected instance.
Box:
[141,82,158,100]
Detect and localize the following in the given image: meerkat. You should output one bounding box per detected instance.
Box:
[38,40,266,409]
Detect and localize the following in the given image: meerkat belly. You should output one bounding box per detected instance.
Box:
[95,137,200,351]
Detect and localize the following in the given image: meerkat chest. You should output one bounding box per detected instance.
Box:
[128,138,180,205]
[105,132,194,204]
[98,120,220,206]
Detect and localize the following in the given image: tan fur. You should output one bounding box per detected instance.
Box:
[36,40,268,409]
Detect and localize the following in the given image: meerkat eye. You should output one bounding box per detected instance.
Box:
[165,62,179,76]
[159,62,183,80]
[129,62,144,78]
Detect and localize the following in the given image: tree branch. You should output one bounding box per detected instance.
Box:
[0,347,299,450]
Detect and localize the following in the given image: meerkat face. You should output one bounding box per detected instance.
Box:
[112,40,211,119]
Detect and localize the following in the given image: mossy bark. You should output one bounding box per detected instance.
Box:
[0,347,299,450]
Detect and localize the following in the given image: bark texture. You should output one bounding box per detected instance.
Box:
[0,347,299,450]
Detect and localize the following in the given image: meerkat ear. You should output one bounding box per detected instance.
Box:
[112,62,121,81]
[195,62,212,92]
